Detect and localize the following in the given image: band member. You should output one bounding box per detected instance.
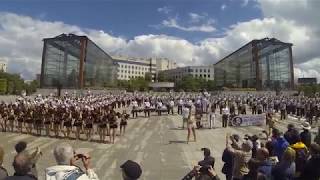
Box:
[25,109,33,134]
[8,108,15,132]
[74,110,83,140]
[222,105,229,128]
[98,111,107,143]
[53,109,61,138]
[120,110,129,136]
[109,111,118,144]
[144,100,151,117]
[44,110,52,137]
[34,108,43,136]
[131,99,138,118]
[85,111,93,141]
[195,104,203,129]
[62,111,72,139]
[17,111,24,134]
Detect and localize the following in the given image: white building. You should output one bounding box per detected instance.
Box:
[112,56,157,81]
[112,56,177,81]
[160,65,214,81]
[0,62,7,72]
[156,58,177,71]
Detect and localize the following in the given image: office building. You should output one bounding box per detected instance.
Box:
[214,38,294,90]
[112,56,176,81]
[112,56,157,81]
[160,66,214,82]
[40,33,116,88]
[0,62,7,72]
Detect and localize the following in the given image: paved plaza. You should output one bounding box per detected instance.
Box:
[0,112,318,180]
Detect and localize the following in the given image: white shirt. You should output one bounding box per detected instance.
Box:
[144,101,150,108]
[222,107,229,115]
[182,107,190,119]
[169,100,174,107]
[132,101,138,107]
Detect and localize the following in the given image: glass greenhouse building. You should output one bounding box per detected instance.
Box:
[40,34,116,88]
[214,38,294,90]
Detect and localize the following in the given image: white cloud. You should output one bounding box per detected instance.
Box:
[157,6,172,14]
[162,18,216,32]
[189,13,207,23]
[221,4,227,11]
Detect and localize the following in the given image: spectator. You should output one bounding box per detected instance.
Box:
[45,143,99,180]
[300,122,312,148]
[120,160,142,180]
[314,126,320,145]
[271,147,296,180]
[0,146,8,179]
[256,148,273,180]
[290,136,308,178]
[227,137,252,180]
[284,124,300,145]
[4,152,37,180]
[198,148,215,170]
[265,141,279,166]
[221,147,233,180]
[299,143,320,180]
[271,128,289,160]
[14,141,41,178]
[242,159,258,180]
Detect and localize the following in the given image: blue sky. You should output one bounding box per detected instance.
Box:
[0,0,319,80]
[0,0,261,42]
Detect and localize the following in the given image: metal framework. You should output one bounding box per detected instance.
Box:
[40,34,115,89]
[214,38,294,90]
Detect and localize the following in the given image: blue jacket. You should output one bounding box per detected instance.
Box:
[272,137,289,159]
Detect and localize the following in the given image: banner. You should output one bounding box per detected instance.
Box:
[231,114,265,127]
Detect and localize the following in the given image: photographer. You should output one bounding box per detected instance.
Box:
[45,143,99,180]
[182,148,219,180]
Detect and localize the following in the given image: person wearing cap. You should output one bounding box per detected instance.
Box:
[226,136,252,180]
[300,121,312,148]
[120,160,142,180]
[290,135,308,178]
[198,148,215,170]
[271,147,296,180]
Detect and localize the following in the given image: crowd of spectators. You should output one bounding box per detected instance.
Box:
[0,142,142,180]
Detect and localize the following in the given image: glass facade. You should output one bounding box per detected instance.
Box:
[40,34,116,88]
[214,38,294,90]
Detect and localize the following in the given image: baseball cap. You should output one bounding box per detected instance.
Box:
[120,160,142,179]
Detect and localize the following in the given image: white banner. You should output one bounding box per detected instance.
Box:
[231,114,265,127]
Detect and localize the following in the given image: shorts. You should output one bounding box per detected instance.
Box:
[74,122,82,127]
[183,118,188,122]
[85,124,93,129]
[120,121,127,126]
[64,122,72,127]
[99,124,107,128]
[110,124,118,129]
[187,121,195,128]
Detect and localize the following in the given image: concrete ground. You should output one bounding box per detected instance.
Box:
[0,112,318,180]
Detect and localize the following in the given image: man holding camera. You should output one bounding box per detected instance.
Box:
[45,143,99,180]
[182,148,220,180]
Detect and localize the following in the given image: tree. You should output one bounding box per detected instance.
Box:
[145,72,152,82]
[157,72,168,82]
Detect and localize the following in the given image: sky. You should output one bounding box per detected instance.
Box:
[0,0,319,81]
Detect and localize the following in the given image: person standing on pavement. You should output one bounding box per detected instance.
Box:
[222,105,229,128]
[182,105,190,129]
